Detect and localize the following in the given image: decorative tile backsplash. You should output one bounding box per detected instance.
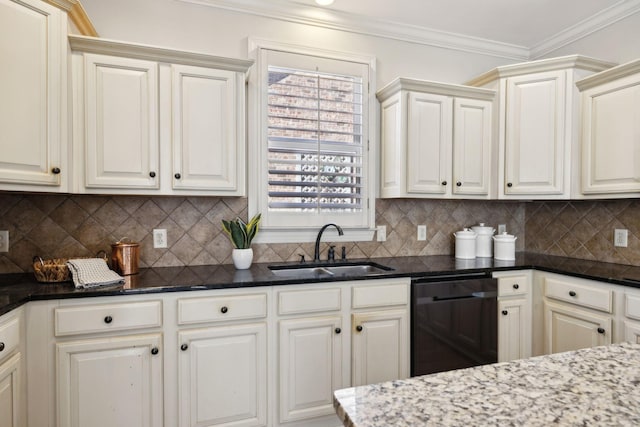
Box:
[2,192,639,274]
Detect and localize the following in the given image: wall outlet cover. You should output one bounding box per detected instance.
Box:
[0,230,8,252]
[153,229,168,248]
[377,225,386,242]
[614,229,628,248]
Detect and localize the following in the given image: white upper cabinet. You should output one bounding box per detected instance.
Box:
[377,78,495,199]
[577,59,640,197]
[467,55,615,199]
[70,35,252,196]
[0,0,68,191]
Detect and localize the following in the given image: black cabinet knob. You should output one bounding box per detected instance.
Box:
[569,291,577,297]
[335,328,341,334]
[441,181,447,186]
[220,306,228,314]
[597,327,605,334]
[151,347,159,355]
[149,171,156,178]
[181,344,188,351]
[501,310,508,316]
[51,167,61,174]
[456,181,462,187]
[0,342,4,352]
[174,173,181,179]
[356,325,363,332]
[513,284,519,289]
[104,316,113,324]
[507,182,513,187]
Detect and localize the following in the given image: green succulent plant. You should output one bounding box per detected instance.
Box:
[221,213,261,249]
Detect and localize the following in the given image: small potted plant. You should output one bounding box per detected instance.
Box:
[222,213,261,269]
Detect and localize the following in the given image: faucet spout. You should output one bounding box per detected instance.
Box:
[314,223,344,262]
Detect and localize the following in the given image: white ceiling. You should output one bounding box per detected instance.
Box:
[181,0,640,59]
[291,0,625,47]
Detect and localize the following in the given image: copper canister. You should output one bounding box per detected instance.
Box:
[110,238,140,275]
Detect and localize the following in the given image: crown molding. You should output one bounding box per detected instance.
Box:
[177,0,530,61]
[530,0,640,59]
[576,57,640,90]
[44,0,98,36]
[376,77,496,102]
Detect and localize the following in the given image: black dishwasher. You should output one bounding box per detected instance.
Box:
[411,273,498,376]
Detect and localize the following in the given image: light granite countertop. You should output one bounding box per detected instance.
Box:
[334,343,640,426]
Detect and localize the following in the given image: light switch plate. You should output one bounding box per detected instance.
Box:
[614,229,628,247]
[417,225,427,241]
[498,224,506,234]
[0,230,8,252]
[377,225,386,242]
[153,229,168,248]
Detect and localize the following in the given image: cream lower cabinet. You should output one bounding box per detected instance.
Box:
[577,59,640,196]
[69,35,252,195]
[622,291,640,344]
[0,308,24,427]
[0,0,68,192]
[494,271,532,362]
[56,333,163,427]
[176,291,268,427]
[376,78,494,199]
[541,273,614,354]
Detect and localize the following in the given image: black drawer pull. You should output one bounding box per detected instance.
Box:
[149,171,156,178]
[0,342,4,352]
[513,284,519,289]
[151,347,159,355]
[51,167,61,174]
[456,181,462,187]
[597,327,605,334]
[335,328,341,334]
[501,310,508,316]
[181,344,188,351]
[174,173,181,179]
[569,291,577,297]
[220,306,228,314]
[104,316,113,324]
[507,182,513,187]
[441,181,447,186]
[356,325,363,332]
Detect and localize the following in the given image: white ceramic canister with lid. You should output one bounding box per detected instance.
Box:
[471,223,495,258]
[453,228,477,259]
[493,232,517,261]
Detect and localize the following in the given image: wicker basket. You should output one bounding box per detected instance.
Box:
[32,252,108,283]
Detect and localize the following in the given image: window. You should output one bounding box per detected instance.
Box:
[249,40,376,243]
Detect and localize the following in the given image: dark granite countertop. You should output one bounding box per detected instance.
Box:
[2,252,640,316]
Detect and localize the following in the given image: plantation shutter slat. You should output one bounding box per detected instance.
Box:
[267,66,364,212]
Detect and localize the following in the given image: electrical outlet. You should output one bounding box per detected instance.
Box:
[417,225,427,241]
[377,225,386,242]
[0,230,8,252]
[153,229,168,248]
[614,229,628,248]
[498,224,506,234]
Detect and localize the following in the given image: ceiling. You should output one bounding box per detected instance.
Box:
[181,0,640,59]
[290,0,626,47]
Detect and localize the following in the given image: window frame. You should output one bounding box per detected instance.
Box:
[248,38,377,243]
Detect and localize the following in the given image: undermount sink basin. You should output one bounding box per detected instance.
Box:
[269,261,394,277]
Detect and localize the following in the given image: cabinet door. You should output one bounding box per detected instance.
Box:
[623,321,640,344]
[452,97,492,196]
[543,300,611,354]
[0,353,21,427]
[171,65,242,193]
[504,70,566,195]
[406,92,452,195]
[351,309,408,387]
[57,333,163,427]
[581,73,640,194]
[178,323,267,427]
[84,54,159,189]
[498,298,530,362]
[0,0,65,187]
[278,316,344,423]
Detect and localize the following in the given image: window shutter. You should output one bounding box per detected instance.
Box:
[267,66,363,212]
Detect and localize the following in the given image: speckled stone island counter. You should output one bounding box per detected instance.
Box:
[334,342,640,427]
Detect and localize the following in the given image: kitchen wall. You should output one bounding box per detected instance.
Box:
[0,193,524,273]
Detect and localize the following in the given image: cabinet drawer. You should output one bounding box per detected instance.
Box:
[498,275,528,297]
[178,293,267,325]
[278,288,342,315]
[625,294,640,320]
[544,277,612,313]
[352,281,408,309]
[55,300,162,337]
[0,317,20,362]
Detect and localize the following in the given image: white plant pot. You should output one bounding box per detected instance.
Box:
[232,248,254,270]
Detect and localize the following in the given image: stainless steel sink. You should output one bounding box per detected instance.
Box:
[269,262,394,277]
